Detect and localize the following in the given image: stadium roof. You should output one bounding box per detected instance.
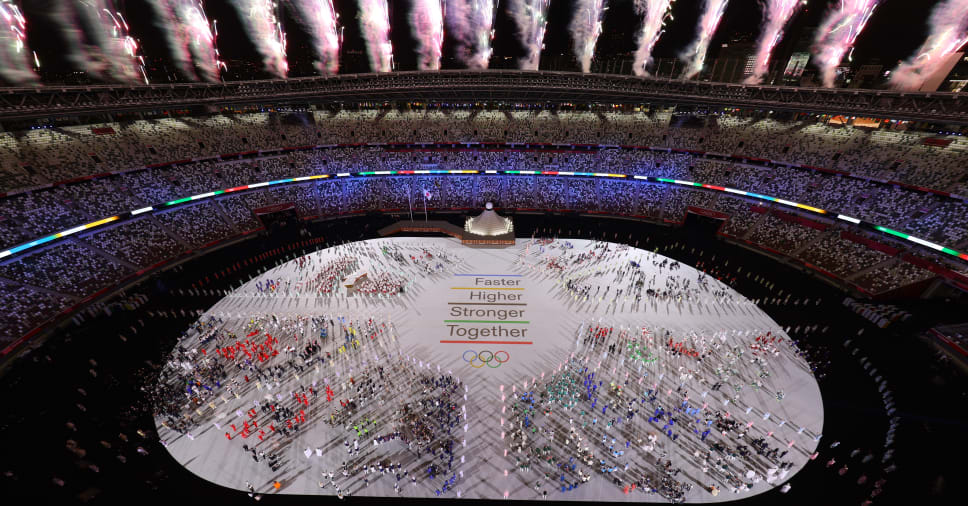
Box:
[0,70,965,124]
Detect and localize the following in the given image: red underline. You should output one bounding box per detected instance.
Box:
[439,340,533,345]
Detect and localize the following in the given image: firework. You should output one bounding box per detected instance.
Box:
[811,0,879,88]
[0,0,36,84]
[49,0,148,83]
[633,0,675,76]
[445,0,496,69]
[890,0,968,91]
[571,0,607,73]
[359,0,392,72]
[147,1,224,82]
[410,0,443,70]
[232,0,287,78]
[744,0,805,84]
[679,0,728,80]
[145,0,191,80]
[81,1,148,83]
[49,0,94,79]
[112,12,150,85]
[509,0,549,70]
[290,0,340,75]
[182,1,226,80]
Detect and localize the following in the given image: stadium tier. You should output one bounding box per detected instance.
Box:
[1,109,967,351]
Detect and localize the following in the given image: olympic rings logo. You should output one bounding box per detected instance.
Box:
[462,350,510,368]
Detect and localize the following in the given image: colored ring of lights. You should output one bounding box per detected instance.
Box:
[1,170,966,264]
[494,351,510,363]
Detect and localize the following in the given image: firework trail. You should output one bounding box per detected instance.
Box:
[0,0,36,84]
[232,0,287,78]
[49,0,98,79]
[633,0,675,76]
[180,1,225,81]
[145,0,190,80]
[59,0,148,83]
[890,0,968,91]
[110,12,149,84]
[445,0,496,69]
[410,0,443,70]
[744,0,805,84]
[358,0,392,72]
[811,0,879,88]
[509,0,549,70]
[571,0,607,73]
[147,1,224,82]
[290,0,340,75]
[679,0,728,79]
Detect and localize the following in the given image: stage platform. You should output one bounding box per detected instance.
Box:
[156,237,823,502]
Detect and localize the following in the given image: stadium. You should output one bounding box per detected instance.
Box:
[1,2,968,506]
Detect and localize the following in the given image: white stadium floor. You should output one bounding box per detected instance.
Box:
[156,237,823,502]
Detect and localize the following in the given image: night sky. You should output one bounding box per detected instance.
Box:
[20,0,943,81]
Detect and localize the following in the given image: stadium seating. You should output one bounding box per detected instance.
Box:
[0,109,963,347]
